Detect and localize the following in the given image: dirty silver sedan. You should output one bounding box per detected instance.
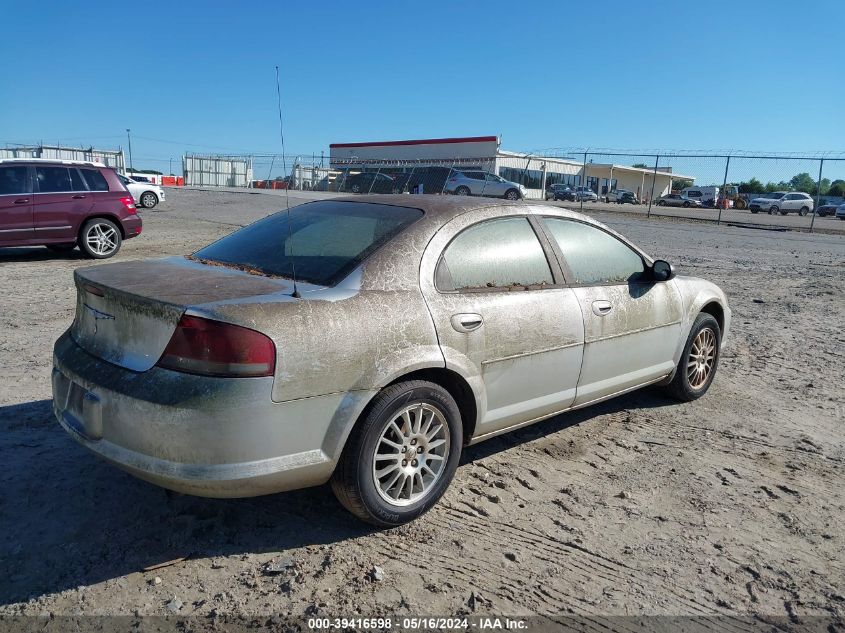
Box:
[53,196,730,526]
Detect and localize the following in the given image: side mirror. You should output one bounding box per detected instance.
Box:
[651,259,675,281]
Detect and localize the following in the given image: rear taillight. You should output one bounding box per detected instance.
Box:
[120,196,136,213]
[156,315,276,377]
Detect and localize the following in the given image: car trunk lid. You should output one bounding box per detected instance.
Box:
[70,257,296,371]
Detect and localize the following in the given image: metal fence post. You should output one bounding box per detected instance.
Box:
[367,166,381,194]
[717,155,730,226]
[810,158,824,232]
[441,160,456,195]
[581,152,588,212]
[647,155,659,218]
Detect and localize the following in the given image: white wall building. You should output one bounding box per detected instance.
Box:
[329,136,693,201]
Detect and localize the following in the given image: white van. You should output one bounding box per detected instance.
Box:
[681,185,719,206]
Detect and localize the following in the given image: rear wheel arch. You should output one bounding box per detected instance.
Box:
[384,368,478,444]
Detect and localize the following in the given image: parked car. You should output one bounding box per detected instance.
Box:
[0,158,141,258]
[445,170,525,200]
[836,203,845,220]
[341,172,396,194]
[52,195,730,526]
[546,183,574,201]
[748,191,814,215]
[573,186,598,202]
[605,189,638,204]
[117,173,166,209]
[815,202,839,217]
[656,194,702,208]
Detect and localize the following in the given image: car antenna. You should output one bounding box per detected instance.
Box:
[275,65,300,298]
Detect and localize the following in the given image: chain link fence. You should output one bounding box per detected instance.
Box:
[179,150,845,232]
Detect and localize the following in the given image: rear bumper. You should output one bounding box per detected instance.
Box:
[121,215,143,240]
[51,331,367,497]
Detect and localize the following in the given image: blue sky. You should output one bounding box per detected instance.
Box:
[1,0,843,178]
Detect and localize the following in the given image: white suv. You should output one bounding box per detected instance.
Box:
[117,174,166,209]
[748,191,814,216]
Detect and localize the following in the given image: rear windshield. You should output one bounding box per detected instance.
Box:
[192,200,423,286]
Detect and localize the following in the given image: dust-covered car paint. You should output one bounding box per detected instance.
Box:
[53,195,730,510]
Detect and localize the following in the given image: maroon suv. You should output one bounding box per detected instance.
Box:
[0,159,142,259]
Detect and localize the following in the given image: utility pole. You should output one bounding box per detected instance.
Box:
[126,128,134,173]
[169,156,173,175]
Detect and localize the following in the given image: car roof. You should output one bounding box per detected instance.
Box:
[0,158,107,167]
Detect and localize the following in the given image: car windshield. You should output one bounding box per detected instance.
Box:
[192,201,423,286]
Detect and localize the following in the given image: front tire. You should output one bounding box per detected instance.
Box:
[799,206,809,216]
[139,191,158,209]
[665,313,721,402]
[80,218,122,259]
[350,183,362,193]
[504,188,521,201]
[331,380,463,527]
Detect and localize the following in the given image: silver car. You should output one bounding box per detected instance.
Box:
[656,194,702,208]
[53,196,730,526]
[445,170,525,200]
[748,191,815,215]
[573,186,598,202]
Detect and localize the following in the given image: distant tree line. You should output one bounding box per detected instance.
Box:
[630,163,845,197]
[735,174,845,197]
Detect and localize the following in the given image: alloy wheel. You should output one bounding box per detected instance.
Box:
[687,327,716,389]
[85,222,119,256]
[371,403,450,506]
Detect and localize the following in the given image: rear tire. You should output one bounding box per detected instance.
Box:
[79,218,122,259]
[768,206,779,215]
[331,380,463,527]
[665,313,721,402]
[799,206,809,216]
[139,191,158,209]
[683,201,690,208]
[455,186,470,196]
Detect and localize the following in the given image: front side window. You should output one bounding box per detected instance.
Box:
[193,201,423,286]
[35,166,73,193]
[543,218,645,285]
[0,166,30,195]
[438,217,553,291]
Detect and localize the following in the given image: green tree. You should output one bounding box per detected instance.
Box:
[828,179,845,197]
[789,172,817,194]
[672,178,694,190]
[632,163,649,169]
[737,177,764,193]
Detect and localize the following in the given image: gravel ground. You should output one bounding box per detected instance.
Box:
[1,188,843,622]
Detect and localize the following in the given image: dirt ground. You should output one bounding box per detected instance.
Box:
[1,188,843,623]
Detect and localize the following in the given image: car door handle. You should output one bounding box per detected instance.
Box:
[592,300,613,316]
[451,313,483,333]
[13,198,29,204]
[72,194,86,199]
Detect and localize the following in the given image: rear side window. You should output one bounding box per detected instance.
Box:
[438,217,553,290]
[0,166,30,195]
[35,166,73,193]
[69,168,88,191]
[193,201,423,286]
[80,169,109,191]
[543,218,645,285]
